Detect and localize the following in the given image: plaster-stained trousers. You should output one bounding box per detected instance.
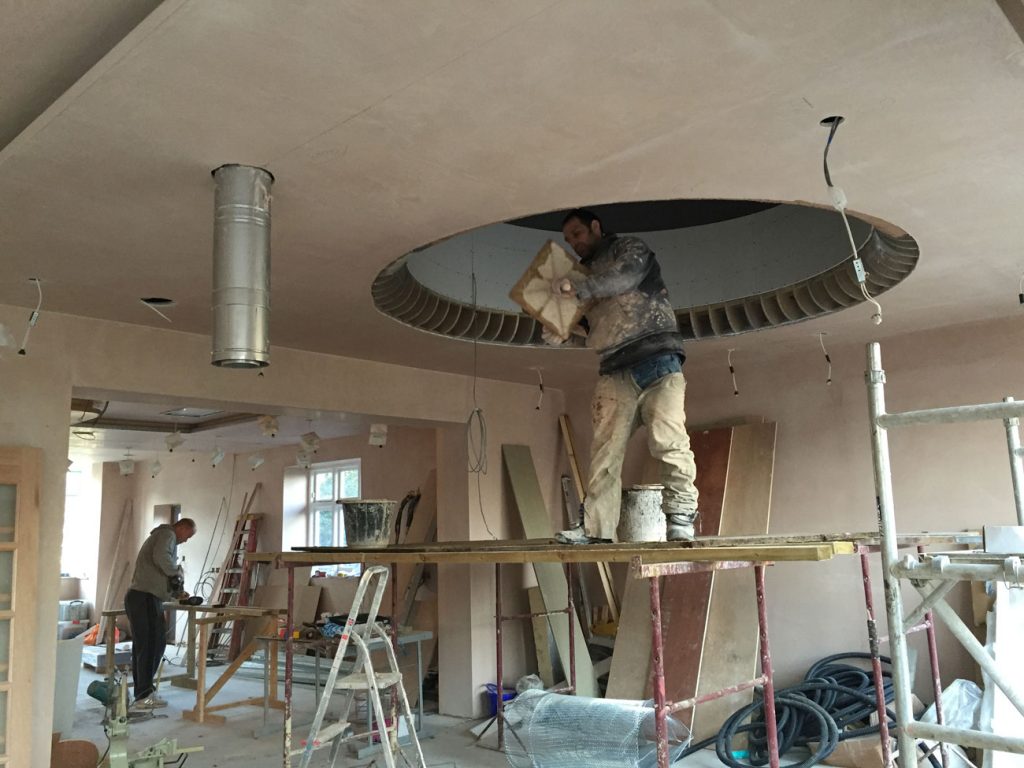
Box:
[583,370,699,541]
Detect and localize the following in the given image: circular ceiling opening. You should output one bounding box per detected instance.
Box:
[372,199,918,346]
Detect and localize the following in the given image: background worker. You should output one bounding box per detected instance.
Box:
[545,209,699,544]
[124,517,197,708]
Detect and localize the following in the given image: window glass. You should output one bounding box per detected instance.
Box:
[0,552,11,612]
[315,509,334,547]
[0,486,14,543]
[339,469,360,500]
[313,471,334,502]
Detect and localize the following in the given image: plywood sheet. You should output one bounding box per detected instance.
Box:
[509,240,590,340]
[528,586,556,688]
[605,574,651,699]
[653,427,733,726]
[502,445,598,697]
[49,738,99,768]
[692,422,776,740]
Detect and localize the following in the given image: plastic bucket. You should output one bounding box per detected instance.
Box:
[484,683,516,716]
[340,500,396,548]
[618,485,666,542]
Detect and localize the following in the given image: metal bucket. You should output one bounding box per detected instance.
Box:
[341,500,396,548]
[618,485,666,543]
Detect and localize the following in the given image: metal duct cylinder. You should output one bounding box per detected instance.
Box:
[211,164,274,368]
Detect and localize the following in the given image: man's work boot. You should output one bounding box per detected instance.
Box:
[666,510,698,542]
[555,524,611,546]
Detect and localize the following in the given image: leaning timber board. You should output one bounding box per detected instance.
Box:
[650,426,734,724]
[502,444,598,698]
[605,573,652,699]
[692,422,776,741]
[527,586,556,688]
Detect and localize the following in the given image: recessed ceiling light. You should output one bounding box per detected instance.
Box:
[161,407,223,418]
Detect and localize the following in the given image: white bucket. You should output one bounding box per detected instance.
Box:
[341,500,396,548]
[617,485,666,543]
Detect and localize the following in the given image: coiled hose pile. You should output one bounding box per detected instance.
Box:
[676,652,939,768]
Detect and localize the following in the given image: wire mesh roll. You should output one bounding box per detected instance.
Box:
[503,691,690,768]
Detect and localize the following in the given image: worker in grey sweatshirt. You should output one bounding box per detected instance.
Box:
[124,517,196,708]
[545,209,699,544]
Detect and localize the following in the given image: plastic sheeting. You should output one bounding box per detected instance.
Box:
[503,690,690,768]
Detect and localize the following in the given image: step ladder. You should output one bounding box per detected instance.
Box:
[209,488,263,661]
[295,565,426,768]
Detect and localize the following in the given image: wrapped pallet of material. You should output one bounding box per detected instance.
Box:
[504,690,689,768]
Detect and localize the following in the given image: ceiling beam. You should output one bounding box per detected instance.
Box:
[82,413,259,434]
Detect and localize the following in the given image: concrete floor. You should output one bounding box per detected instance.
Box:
[67,665,508,767]
[65,664,741,766]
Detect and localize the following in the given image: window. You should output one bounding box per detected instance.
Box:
[307,459,361,576]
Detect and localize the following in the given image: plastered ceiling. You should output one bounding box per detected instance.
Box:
[2,1,1024,389]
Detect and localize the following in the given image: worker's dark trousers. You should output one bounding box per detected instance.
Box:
[124,589,166,700]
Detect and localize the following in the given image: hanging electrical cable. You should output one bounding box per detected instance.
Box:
[821,116,883,325]
[531,367,545,411]
[192,496,229,596]
[17,277,42,356]
[467,244,498,539]
[140,298,173,323]
[818,332,833,386]
[728,348,739,397]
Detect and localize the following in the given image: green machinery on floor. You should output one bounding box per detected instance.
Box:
[87,670,203,768]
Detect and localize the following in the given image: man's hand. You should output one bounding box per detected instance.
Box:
[541,327,566,345]
[551,277,575,297]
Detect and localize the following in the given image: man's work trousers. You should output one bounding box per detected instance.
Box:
[584,369,698,541]
[124,588,166,700]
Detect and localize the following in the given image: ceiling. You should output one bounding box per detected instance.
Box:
[3,1,1024,391]
[67,397,382,462]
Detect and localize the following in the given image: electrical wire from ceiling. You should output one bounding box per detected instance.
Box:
[817,332,833,386]
[17,277,42,355]
[821,117,883,325]
[530,366,544,411]
[727,348,739,397]
[140,298,173,323]
[467,242,498,540]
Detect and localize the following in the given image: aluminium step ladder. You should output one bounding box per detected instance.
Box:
[295,565,426,768]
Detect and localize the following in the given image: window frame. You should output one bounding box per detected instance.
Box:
[306,459,362,576]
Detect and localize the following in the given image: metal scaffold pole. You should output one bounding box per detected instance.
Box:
[1003,396,1024,526]
[865,342,919,766]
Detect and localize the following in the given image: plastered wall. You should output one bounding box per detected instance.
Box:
[565,315,1024,695]
[0,303,566,763]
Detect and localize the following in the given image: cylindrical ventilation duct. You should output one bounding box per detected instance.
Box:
[211,163,274,368]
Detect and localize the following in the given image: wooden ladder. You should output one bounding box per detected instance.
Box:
[209,484,263,661]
